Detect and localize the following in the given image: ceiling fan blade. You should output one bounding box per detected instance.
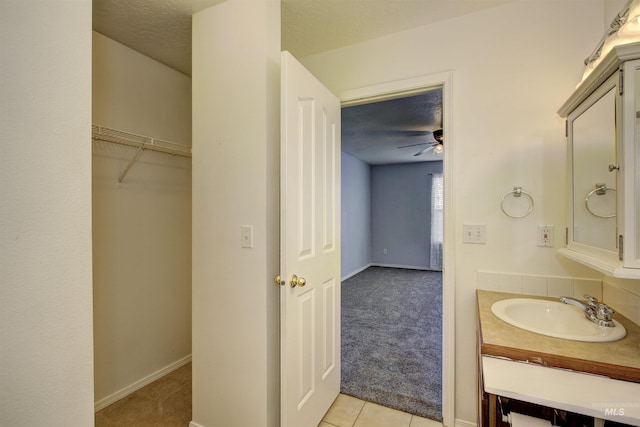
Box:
[414,145,435,156]
[376,129,431,137]
[397,142,429,149]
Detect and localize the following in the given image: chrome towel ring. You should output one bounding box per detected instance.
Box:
[585,184,616,218]
[501,186,534,218]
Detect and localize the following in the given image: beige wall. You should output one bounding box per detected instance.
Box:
[2,1,631,425]
[92,32,191,145]
[92,32,192,408]
[191,1,280,426]
[0,1,94,425]
[300,1,606,424]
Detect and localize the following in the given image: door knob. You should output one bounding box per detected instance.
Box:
[290,274,306,288]
[274,274,284,287]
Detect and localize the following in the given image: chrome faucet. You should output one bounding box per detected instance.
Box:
[560,294,616,327]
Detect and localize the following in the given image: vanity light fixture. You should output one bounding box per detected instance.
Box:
[619,13,640,38]
[583,0,640,82]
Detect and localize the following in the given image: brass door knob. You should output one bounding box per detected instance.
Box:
[274,274,284,287]
[290,274,306,288]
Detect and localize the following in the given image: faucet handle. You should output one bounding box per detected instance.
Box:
[596,303,615,321]
[584,294,598,307]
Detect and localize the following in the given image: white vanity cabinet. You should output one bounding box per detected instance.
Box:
[477,290,640,427]
[559,42,640,278]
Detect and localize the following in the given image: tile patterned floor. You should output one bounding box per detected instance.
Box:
[319,394,442,427]
[95,365,441,427]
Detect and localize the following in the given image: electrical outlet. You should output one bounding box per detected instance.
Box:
[537,225,554,247]
[463,224,486,244]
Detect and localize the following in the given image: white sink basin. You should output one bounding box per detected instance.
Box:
[491,298,626,342]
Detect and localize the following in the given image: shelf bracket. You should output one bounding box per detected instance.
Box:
[118,143,145,183]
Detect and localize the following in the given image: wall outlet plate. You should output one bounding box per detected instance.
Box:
[538,225,554,247]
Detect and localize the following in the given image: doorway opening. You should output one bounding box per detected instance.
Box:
[339,73,454,425]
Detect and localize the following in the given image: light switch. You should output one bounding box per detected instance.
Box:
[463,224,486,244]
[241,225,253,248]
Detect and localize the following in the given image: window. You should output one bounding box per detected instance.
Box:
[430,173,443,270]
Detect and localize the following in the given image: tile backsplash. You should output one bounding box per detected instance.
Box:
[476,271,602,300]
[477,271,640,326]
[603,277,640,326]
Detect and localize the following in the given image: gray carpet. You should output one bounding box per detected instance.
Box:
[341,266,442,421]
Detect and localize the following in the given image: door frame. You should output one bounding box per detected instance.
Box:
[340,71,455,427]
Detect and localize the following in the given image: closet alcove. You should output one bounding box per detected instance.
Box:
[92,31,192,412]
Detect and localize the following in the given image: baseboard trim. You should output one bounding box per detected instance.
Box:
[371,263,439,271]
[189,422,205,427]
[94,354,192,412]
[341,263,441,281]
[341,263,373,281]
[454,418,477,427]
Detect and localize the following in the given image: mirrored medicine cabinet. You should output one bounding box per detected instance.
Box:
[558,41,640,278]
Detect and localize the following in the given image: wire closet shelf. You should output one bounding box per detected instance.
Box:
[92,125,192,183]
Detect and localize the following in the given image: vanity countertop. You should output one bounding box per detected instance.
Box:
[477,290,640,383]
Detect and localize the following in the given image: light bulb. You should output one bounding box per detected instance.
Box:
[618,14,640,39]
[433,144,444,155]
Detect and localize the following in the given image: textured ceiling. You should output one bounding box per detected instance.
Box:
[93,0,222,76]
[342,89,443,165]
[93,0,510,164]
[93,0,511,76]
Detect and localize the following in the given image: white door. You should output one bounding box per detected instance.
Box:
[280,51,341,427]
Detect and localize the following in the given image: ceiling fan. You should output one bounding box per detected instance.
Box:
[396,128,444,156]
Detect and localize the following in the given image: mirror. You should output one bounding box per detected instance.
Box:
[558,42,640,275]
[571,83,617,252]
[635,67,640,258]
